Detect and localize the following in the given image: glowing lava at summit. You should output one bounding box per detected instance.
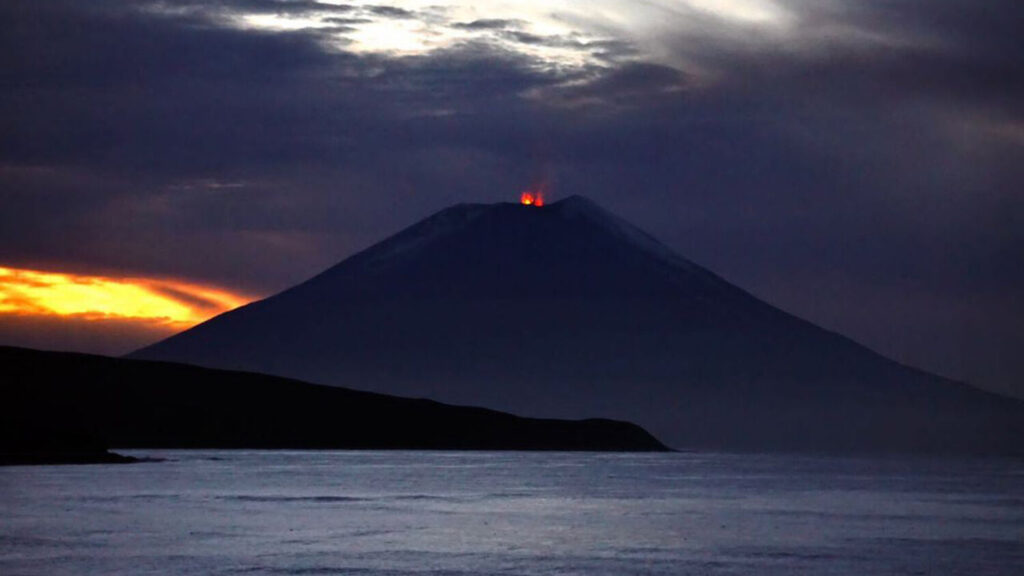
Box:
[520,191,544,206]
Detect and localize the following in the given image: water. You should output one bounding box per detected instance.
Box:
[2,451,1022,575]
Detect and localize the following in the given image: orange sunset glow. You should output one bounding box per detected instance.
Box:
[0,266,254,327]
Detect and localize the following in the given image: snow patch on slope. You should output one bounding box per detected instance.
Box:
[357,203,494,270]
[554,195,704,275]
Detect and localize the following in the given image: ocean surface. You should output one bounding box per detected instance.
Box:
[1,451,1022,575]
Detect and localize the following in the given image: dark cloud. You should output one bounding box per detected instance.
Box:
[529,63,691,109]
[0,0,1022,396]
[452,18,522,31]
[323,16,372,25]
[158,0,358,15]
[501,30,546,45]
[364,5,413,18]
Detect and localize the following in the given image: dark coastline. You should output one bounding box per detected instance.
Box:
[1,346,669,463]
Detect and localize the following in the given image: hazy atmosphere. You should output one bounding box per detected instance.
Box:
[2,0,1022,398]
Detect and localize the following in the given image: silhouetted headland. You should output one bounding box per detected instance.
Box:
[1,346,669,464]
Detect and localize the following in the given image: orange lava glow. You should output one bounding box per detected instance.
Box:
[520,191,544,206]
[0,266,254,327]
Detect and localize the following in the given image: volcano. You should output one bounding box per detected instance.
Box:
[132,196,1023,453]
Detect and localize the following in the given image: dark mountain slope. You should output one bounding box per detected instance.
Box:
[132,196,1024,454]
[1,345,668,464]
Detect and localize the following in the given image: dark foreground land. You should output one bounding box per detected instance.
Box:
[1,346,667,465]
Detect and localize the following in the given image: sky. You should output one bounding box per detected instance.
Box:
[1,0,1022,398]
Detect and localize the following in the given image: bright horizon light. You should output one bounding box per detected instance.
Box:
[0,266,254,327]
